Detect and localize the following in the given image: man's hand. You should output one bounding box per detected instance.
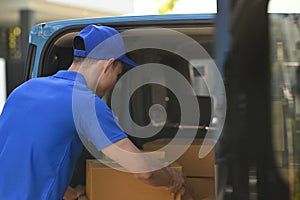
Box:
[166,167,185,198]
[63,185,85,200]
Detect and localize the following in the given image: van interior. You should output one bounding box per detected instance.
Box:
[40,25,215,146]
[38,24,216,187]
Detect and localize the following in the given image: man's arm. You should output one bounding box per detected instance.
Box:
[101,138,185,194]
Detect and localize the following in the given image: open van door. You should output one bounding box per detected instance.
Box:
[24,14,221,199]
[24,13,218,143]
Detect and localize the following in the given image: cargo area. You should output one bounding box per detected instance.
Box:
[37,22,217,200]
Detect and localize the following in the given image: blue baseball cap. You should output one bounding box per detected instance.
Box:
[73,25,137,70]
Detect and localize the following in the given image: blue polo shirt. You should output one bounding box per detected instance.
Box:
[0,70,127,199]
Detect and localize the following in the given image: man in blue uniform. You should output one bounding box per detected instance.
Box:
[0,25,185,199]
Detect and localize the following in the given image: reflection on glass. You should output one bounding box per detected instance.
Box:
[270,13,300,199]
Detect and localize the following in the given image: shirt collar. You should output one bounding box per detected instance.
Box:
[53,70,87,85]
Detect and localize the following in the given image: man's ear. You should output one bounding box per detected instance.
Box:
[103,58,115,73]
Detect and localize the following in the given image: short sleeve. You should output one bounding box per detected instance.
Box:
[94,97,128,149]
[72,90,127,151]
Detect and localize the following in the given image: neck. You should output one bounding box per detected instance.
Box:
[68,62,102,93]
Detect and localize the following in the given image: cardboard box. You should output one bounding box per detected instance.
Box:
[183,177,215,200]
[86,159,182,200]
[143,139,215,177]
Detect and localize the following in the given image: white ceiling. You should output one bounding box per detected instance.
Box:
[268,0,300,13]
[0,0,135,27]
[1,0,297,28]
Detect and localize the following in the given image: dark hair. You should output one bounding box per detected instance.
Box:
[73,56,99,65]
[73,56,121,70]
[111,60,121,69]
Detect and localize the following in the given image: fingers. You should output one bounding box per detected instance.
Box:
[74,184,86,198]
[170,192,179,200]
[170,184,185,197]
[179,186,186,195]
[170,192,175,200]
[166,167,186,197]
[170,188,185,200]
[63,186,77,200]
[63,185,86,200]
